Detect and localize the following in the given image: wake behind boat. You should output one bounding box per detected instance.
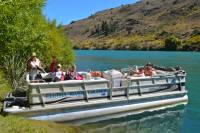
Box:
[3,64,188,122]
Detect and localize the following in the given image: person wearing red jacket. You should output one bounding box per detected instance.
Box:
[50,56,57,73]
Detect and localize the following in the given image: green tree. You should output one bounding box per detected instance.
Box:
[0,0,74,89]
[45,21,74,67]
[164,36,182,51]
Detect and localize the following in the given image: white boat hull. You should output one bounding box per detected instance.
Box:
[31,96,188,122]
[4,91,188,122]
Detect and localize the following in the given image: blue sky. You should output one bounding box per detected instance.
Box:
[43,0,139,25]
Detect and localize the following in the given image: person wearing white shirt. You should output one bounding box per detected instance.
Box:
[53,64,65,81]
[27,52,42,81]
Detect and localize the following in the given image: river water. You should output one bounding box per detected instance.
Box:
[74,50,200,133]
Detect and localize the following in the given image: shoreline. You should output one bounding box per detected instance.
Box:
[74,49,200,52]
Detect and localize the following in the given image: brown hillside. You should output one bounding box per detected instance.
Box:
[64,0,200,50]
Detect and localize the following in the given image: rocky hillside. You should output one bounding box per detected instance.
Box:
[64,0,200,50]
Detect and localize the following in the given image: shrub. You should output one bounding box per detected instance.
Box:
[183,35,200,51]
[164,36,182,51]
[129,43,141,50]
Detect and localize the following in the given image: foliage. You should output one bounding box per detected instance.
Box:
[0,70,11,108]
[129,43,142,50]
[164,36,182,51]
[0,3,76,128]
[183,35,200,51]
[0,0,74,89]
[43,20,75,68]
[74,34,165,50]
[90,20,117,37]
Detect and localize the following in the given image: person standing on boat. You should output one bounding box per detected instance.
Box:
[27,52,43,80]
[50,56,57,73]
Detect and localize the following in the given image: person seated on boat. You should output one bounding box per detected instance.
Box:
[53,64,65,82]
[27,52,44,81]
[49,56,57,73]
[90,71,102,77]
[144,65,157,76]
[65,64,83,80]
[132,67,145,77]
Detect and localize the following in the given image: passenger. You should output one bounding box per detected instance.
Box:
[144,65,156,76]
[27,52,43,81]
[65,64,77,80]
[53,64,65,82]
[152,67,157,76]
[50,56,57,73]
[90,71,102,77]
[65,64,83,80]
[133,68,145,77]
[130,67,145,77]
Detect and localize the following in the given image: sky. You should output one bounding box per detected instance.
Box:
[43,0,139,25]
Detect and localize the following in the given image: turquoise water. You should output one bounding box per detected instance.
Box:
[75,50,200,133]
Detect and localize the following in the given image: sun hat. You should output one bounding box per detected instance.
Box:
[57,64,62,68]
[32,52,36,57]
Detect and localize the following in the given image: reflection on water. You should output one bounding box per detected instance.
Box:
[78,105,185,133]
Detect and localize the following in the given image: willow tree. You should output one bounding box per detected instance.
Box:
[0,0,74,89]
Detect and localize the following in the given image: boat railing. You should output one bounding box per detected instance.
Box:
[27,73,186,107]
[120,65,186,77]
[110,74,185,99]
